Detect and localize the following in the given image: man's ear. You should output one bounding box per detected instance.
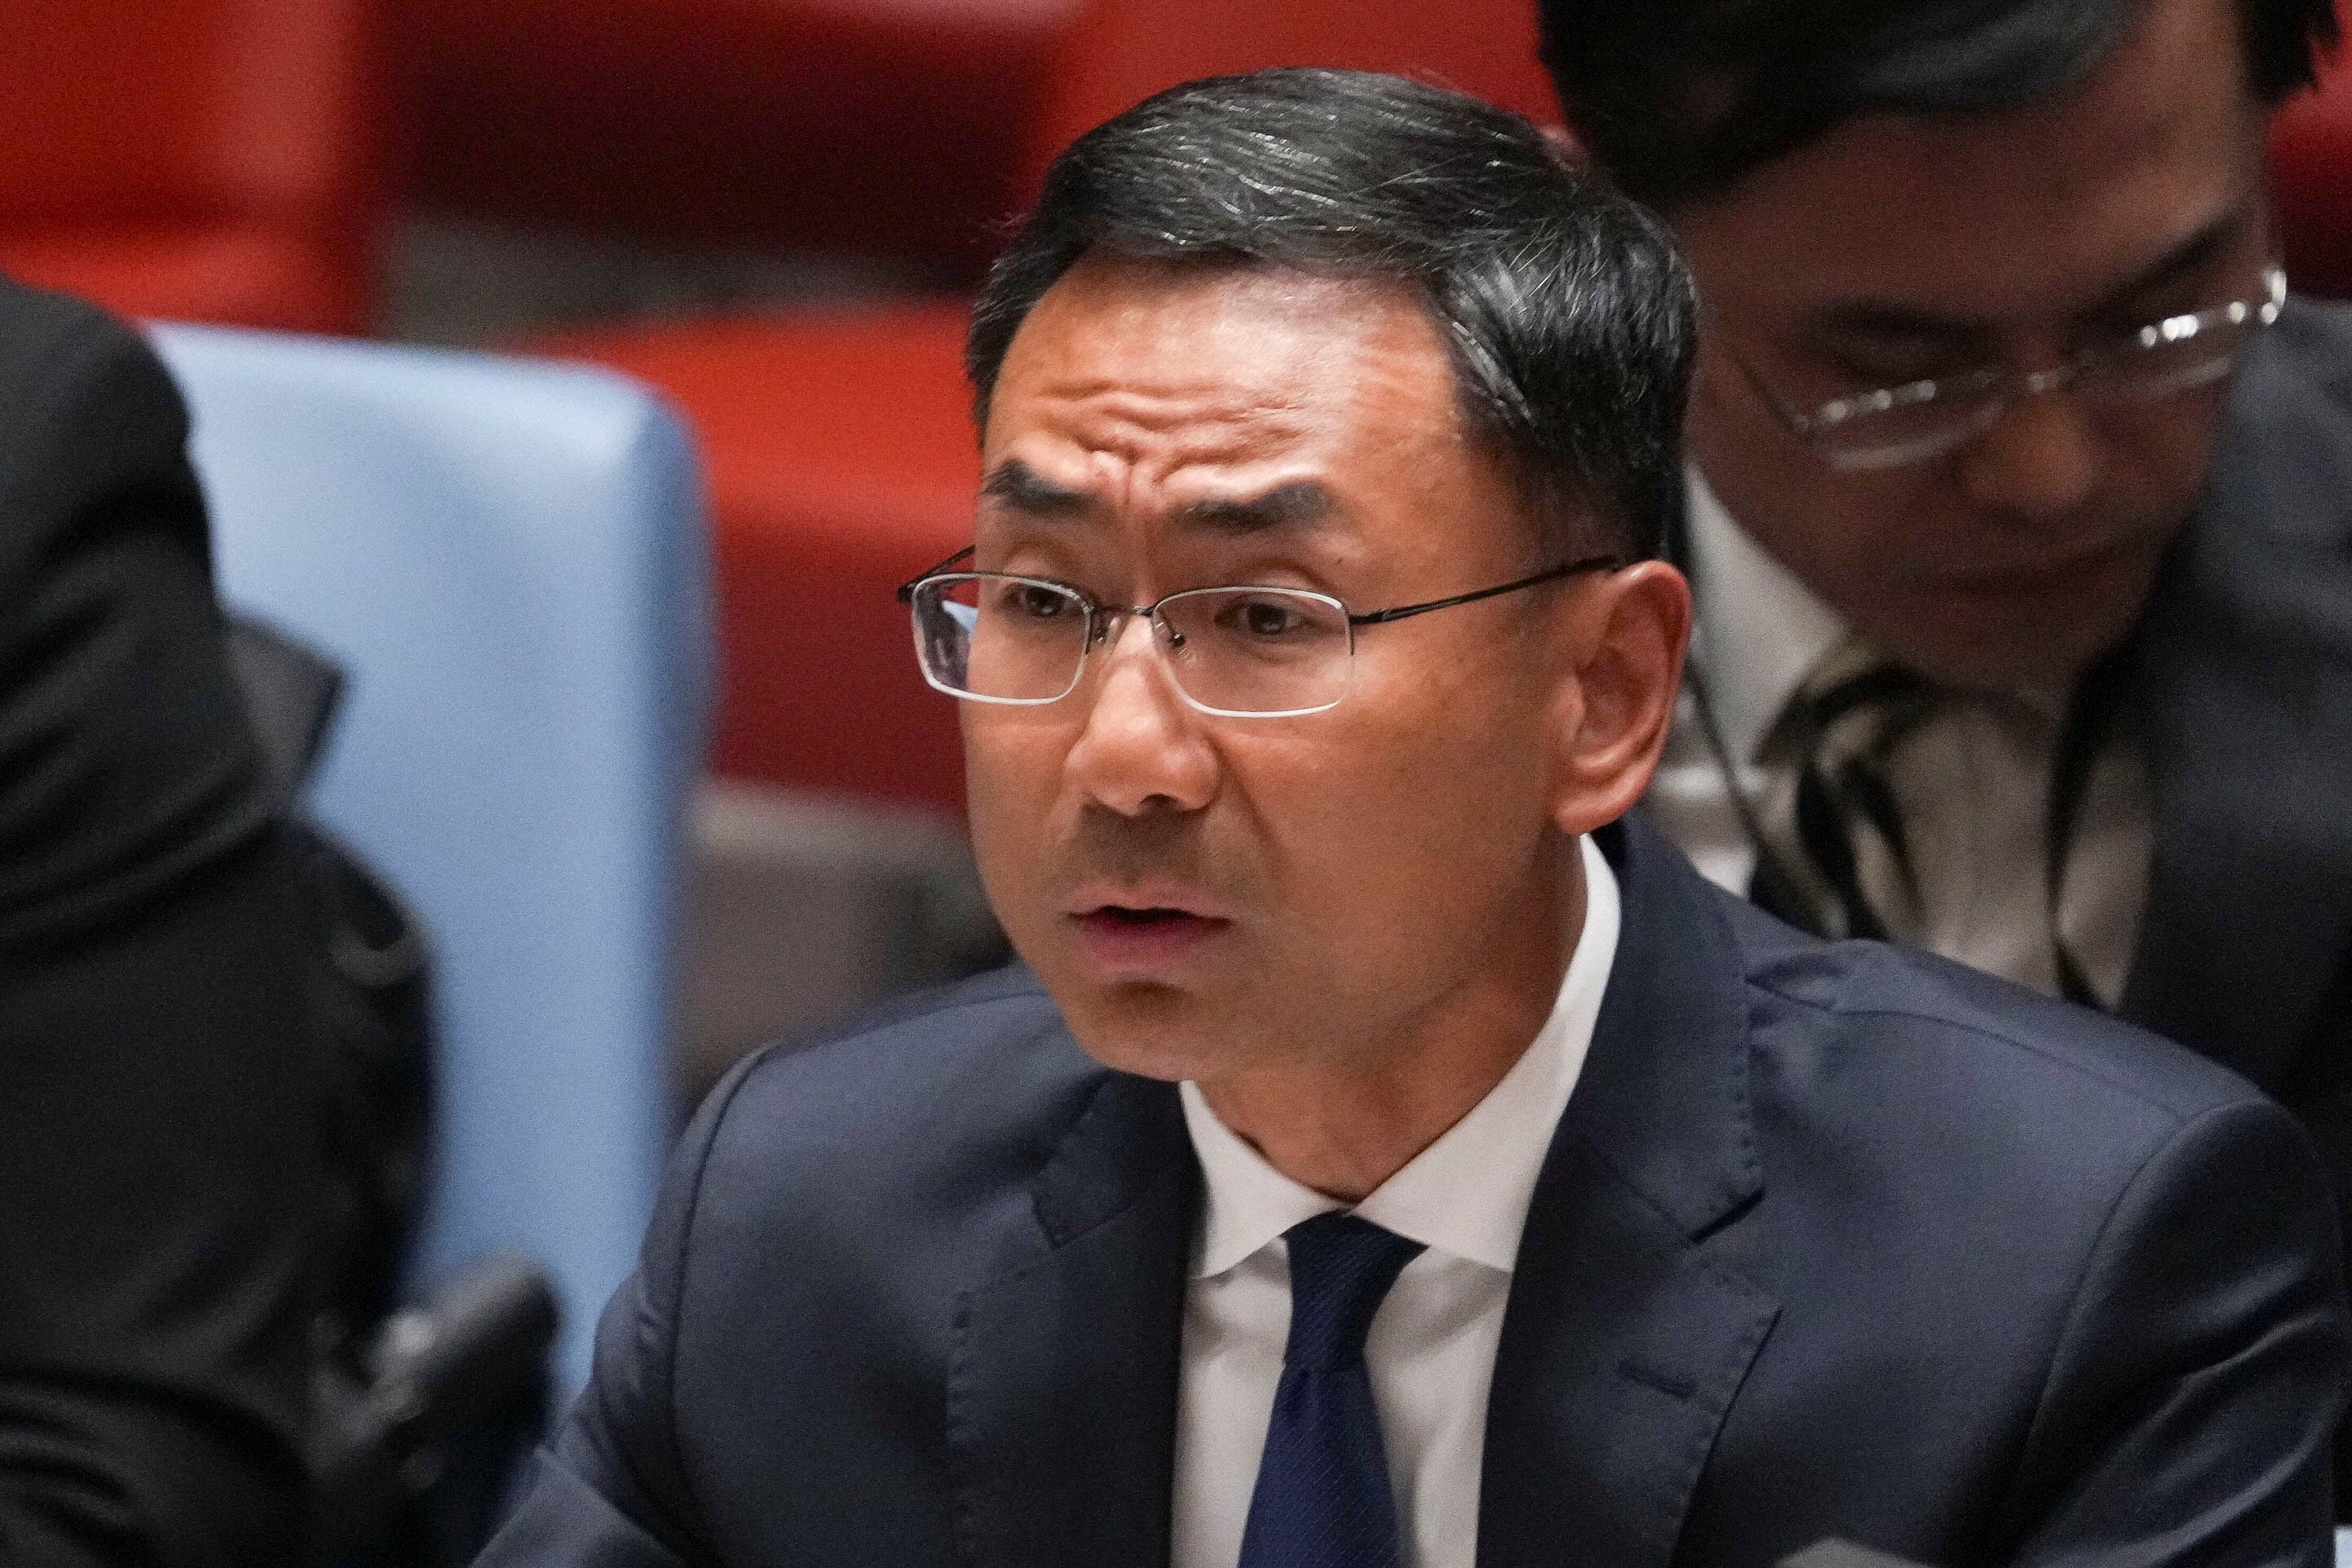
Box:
[1549,560,1691,837]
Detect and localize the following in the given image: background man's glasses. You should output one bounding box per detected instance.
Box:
[897,547,1619,718]
[1740,265,2287,471]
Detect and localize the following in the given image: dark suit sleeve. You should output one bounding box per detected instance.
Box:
[472,1058,746,1568]
[1998,1097,2348,1568]
[0,292,319,1566]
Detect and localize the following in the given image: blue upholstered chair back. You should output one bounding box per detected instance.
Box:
[152,323,711,1391]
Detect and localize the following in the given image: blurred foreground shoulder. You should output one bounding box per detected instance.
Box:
[0,275,320,1566]
[0,272,271,942]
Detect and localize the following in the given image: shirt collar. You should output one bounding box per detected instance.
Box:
[1684,467,1849,764]
[1178,834,1622,1279]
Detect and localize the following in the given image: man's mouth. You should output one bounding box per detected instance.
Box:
[1067,902,1232,972]
[1942,530,2157,595]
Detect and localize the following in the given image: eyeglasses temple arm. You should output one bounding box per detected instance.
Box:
[896,545,978,604]
[1347,553,1622,626]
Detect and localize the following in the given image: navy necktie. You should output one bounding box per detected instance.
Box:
[1238,1212,1427,1568]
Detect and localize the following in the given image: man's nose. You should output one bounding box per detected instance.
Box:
[1062,613,1219,817]
[1952,374,2104,523]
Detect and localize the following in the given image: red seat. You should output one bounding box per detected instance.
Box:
[537,305,979,813]
[534,0,1579,814]
[2270,4,2352,299]
[0,0,378,332]
[394,0,1082,270]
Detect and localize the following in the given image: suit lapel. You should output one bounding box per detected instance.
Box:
[947,817,1784,1568]
[2121,310,2352,1085]
[1480,816,1780,1568]
[948,1068,1196,1568]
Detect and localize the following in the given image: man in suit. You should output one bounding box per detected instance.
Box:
[0,274,323,1563]
[477,71,2347,1568]
[1536,0,2352,1214]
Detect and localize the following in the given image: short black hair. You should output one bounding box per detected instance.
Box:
[966,68,1697,561]
[1540,0,2339,208]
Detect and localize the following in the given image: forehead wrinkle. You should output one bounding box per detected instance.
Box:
[1022,381,1323,511]
[1036,376,1315,447]
[982,257,1479,566]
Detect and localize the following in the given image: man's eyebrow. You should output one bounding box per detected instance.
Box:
[2078,209,2248,320]
[1171,481,1336,533]
[979,460,1093,514]
[1801,207,2258,347]
[1802,300,1989,350]
[977,466,1337,532]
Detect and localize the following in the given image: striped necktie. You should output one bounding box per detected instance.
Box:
[1747,633,1938,942]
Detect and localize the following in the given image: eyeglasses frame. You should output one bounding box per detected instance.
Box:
[1732,264,2289,472]
[895,546,1622,717]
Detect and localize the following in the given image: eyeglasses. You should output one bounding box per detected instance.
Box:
[1738,265,2287,472]
[896,547,1619,718]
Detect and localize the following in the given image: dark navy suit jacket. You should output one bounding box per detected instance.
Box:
[2122,301,2352,1237]
[477,817,2348,1568]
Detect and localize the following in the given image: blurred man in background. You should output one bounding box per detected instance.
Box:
[1541,0,2352,1223]
[0,274,322,1564]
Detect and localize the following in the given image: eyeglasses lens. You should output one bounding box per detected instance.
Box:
[910,576,1356,715]
[1156,587,1352,715]
[2089,330,2243,404]
[915,575,1088,702]
[1819,334,2253,471]
[1818,394,2005,471]
[1808,274,2278,470]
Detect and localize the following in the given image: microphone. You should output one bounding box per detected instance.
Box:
[311,1252,560,1563]
[359,1253,559,1441]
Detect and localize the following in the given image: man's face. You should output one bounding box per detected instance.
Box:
[1675,0,2273,689]
[962,256,1657,1087]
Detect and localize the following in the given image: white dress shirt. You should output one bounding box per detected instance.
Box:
[1645,471,2152,1005]
[1169,835,1621,1568]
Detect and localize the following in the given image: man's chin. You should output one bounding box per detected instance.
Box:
[1870,572,2161,693]
[1053,979,1245,1085]
[1049,982,1195,1081]
[1888,626,2123,693]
